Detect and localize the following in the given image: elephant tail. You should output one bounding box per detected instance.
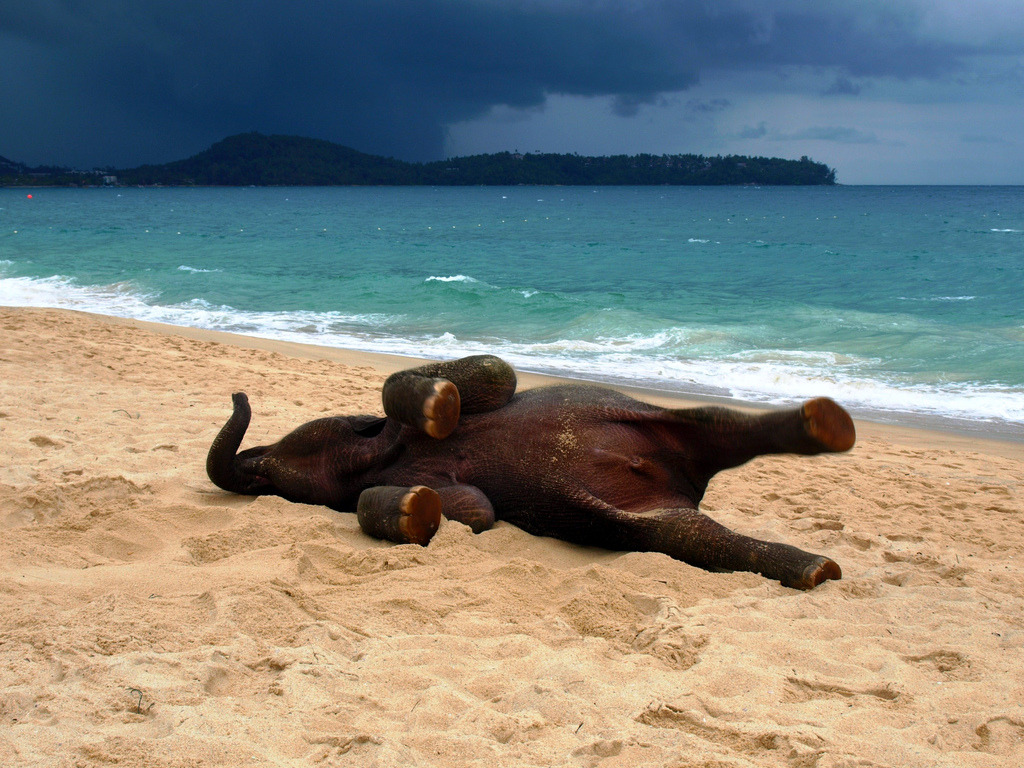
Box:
[206,392,270,494]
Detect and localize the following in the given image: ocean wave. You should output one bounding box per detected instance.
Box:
[990,228,1021,233]
[425,274,479,283]
[0,274,160,311]
[177,265,224,273]
[350,333,1024,426]
[2,271,1022,428]
[897,295,976,302]
[683,358,1023,424]
[496,349,1023,426]
[0,274,395,337]
[419,273,572,309]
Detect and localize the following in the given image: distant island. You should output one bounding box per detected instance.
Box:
[2,132,836,187]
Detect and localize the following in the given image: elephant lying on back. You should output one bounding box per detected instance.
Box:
[207,355,855,589]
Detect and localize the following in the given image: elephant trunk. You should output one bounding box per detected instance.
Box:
[206,392,261,494]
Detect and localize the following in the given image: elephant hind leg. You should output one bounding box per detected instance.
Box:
[437,484,495,533]
[382,355,517,438]
[652,506,841,590]
[660,397,855,481]
[596,500,841,590]
[802,397,856,453]
[357,486,442,545]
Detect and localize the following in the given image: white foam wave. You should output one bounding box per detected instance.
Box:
[425,276,551,302]
[2,272,1021,428]
[352,334,1024,426]
[687,359,1023,425]
[492,347,1023,426]
[177,265,223,273]
[990,228,1021,233]
[425,274,479,283]
[0,274,392,339]
[687,238,710,243]
[0,274,160,311]
[897,295,975,302]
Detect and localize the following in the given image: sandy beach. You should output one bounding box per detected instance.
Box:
[2,305,1022,767]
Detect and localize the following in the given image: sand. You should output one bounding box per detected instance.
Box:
[2,306,1022,767]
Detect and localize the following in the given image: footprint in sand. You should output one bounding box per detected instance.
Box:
[783,675,904,704]
[29,435,64,449]
[902,649,976,681]
[974,716,1024,757]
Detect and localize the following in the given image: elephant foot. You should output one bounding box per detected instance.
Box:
[397,485,443,544]
[801,398,855,453]
[356,485,442,545]
[780,555,842,591]
[383,373,461,439]
[422,380,461,439]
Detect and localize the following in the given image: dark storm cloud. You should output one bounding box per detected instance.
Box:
[738,122,769,140]
[735,123,879,144]
[0,0,1012,166]
[779,126,881,144]
[686,98,732,114]
[824,77,863,96]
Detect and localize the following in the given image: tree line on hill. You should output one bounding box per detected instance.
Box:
[2,133,836,187]
[0,155,102,186]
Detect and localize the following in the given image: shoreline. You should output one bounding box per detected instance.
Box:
[77,306,1024,455]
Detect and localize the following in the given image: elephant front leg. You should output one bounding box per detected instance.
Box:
[357,486,442,545]
[355,483,497,545]
[605,503,841,590]
[436,484,496,533]
[382,355,517,439]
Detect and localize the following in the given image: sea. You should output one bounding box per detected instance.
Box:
[2,185,1022,438]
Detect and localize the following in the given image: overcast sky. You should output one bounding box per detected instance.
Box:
[2,0,1022,183]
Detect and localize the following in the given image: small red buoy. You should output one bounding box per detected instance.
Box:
[27,194,32,199]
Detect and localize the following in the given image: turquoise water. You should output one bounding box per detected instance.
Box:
[2,185,1022,433]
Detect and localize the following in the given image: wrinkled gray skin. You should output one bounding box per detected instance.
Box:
[207,355,856,589]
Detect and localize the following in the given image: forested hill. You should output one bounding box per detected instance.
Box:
[6,133,837,186]
[121,133,836,185]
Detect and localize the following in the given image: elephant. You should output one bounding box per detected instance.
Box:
[206,354,855,589]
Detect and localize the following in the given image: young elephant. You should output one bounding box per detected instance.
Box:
[207,355,855,589]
